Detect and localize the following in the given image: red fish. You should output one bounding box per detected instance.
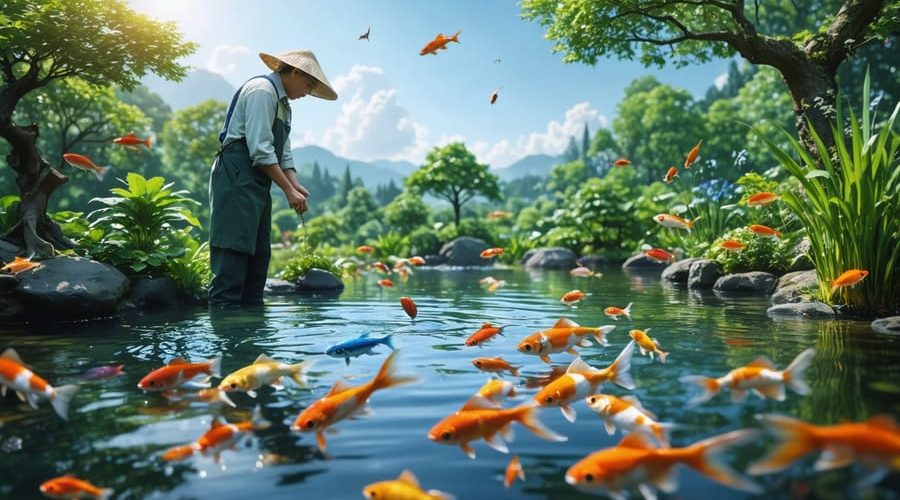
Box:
[0,256,41,274]
[0,348,78,420]
[465,322,504,347]
[748,224,781,239]
[480,247,504,259]
[371,261,391,274]
[420,31,461,56]
[830,269,868,293]
[137,356,221,392]
[357,245,374,254]
[604,303,633,321]
[112,132,152,150]
[613,158,631,167]
[400,296,417,319]
[684,140,702,168]
[747,192,781,206]
[720,239,747,252]
[560,290,587,305]
[62,153,109,180]
[472,356,519,376]
[643,248,674,264]
[490,86,502,104]
[40,475,112,499]
[378,278,394,288]
[505,456,525,488]
[407,256,426,266]
[663,166,679,183]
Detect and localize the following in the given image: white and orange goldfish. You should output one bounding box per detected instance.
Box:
[407,256,427,266]
[0,256,41,274]
[653,214,701,232]
[586,394,674,448]
[604,303,632,321]
[679,348,815,405]
[533,341,635,422]
[428,400,566,459]
[162,406,271,463]
[40,475,112,499]
[565,430,762,498]
[460,378,517,411]
[684,140,703,168]
[505,456,525,489]
[0,348,78,420]
[219,354,313,398]
[363,470,454,500]
[420,31,461,56]
[479,276,507,293]
[560,290,587,305]
[663,166,679,183]
[628,329,669,363]
[291,351,417,451]
[517,318,616,364]
[62,153,109,180]
[138,356,221,392]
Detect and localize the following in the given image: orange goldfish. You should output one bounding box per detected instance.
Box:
[613,158,631,167]
[490,85,502,105]
[748,224,782,239]
[533,341,635,422]
[112,132,152,149]
[643,248,674,264]
[400,296,418,319]
[291,351,417,451]
[561,289,587,305]
[569,266,601,278]
[480,247,504,259]
[604,303,633,321]
[523,365,568,390]
[486,210,512,220]
[372,261,391,274]
[505,456,525,489]
[420,31,461,56]
[684,140,703,168]
[163,387,236,408]
[472,356,519,377]
[428,400,567,459]
[663,166,679,183]
[747,192,781,206]
[479,276,507,293]
[40,475,112,499]
[654,213,701,231]
[0,348,78,420]
[587,394,674,448]
[465,322,504,347]
[162,406,271,463]
[378,278,395,288]
[748,414,900,478]
[62,153,109,181]
[517,318,616,364]
[565,431,762,497]
[363,470,453,500]
[461,378,517,411]
[357,245,374,254]
[138,356,221,392]
[720,239,746,252]
[629,329,669,363]
[0,256,41,274]
[679,348,815,405]
[408,256,427,266]
[830,269,869,293]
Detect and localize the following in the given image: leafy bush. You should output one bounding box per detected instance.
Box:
[0,195,20,234]
[437,218,497,246]
[756,74,900,315]
[499,231,539,264]
[280,242,343,282]
[373,231,410,259]
[384,193,430,234]
[356,220,385,245]
[704,227,796,274]
[408,226,440,256]
[301,213,344,248]
[165,230,211,300]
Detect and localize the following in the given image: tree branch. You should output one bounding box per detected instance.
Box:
[808,0,886,69]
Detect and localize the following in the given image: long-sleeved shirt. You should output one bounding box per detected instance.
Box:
[220,71,295,170]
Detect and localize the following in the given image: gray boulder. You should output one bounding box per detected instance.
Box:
[577,255,613,269]
[422,254,447,266]
[439,237,489,267]
[129,277,179,308]
[520,249,537,266]
[0,240,18,263]
[688,259,722,289]
[294,268,344,293]
[771,270,819,305]
[767,301,835,317]
[0,295,25,321]
[789,238,815,272]
[622,253,668,270]
[0,274,18,293]
[871,316,900,335]
[714,272,778,294]
[13,256,129,320]
[264,278,297,294]
[661,258,700,284]
[523,247,577,270]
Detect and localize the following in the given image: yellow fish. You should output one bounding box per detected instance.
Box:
[219,354,313,398]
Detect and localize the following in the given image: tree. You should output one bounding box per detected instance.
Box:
[521,0,897,155]
[700,60,758,110]
[384,193,430,233]
[405,142,501,228]
[587,127,620,177]
[546,160,588,197]
[0,0,195,257]
[375,179,402,206]
[562,135,580,162]
[116,84,173,133]
[339,186,379,233]
[339,164,352,205]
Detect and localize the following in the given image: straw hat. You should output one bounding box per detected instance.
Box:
[259,49,337,101]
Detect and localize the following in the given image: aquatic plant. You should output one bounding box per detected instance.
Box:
[280,244,343,283]
[165,231,211,300]
[755,74,900,316]
[373,231,410,260]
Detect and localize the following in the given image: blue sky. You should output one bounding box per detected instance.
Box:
[130,0,733,168]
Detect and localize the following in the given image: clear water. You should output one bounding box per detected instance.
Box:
[1,267,898,499]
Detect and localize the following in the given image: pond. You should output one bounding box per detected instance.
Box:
[1,266,898,499]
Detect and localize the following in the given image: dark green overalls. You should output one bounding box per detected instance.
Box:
[208,75,289,307]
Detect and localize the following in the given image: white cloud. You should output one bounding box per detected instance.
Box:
[206,44,251,77]
[714,72,729,90]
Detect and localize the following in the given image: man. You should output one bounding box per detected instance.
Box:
[208,49,337,307]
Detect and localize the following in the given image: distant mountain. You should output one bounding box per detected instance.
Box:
[291,145,409,189]
[141,69,235,110]
[493,153,561,181]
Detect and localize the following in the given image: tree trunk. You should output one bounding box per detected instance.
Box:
[780,59,839,155]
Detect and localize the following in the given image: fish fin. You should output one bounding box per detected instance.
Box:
[593,326,614,346]
[606,490,627,500]
[246,389,258,398]
[358,330,370,338]
[94,165,110,181]
[638,483,659,500]
[623,302,633,319]
[639,346,648,356]
[499,424,515,442]
[254,354,276,364]
[566,357,598,376]
[539,354,551,364]
[656,349,669,364]
[426,490,455,500]
[622,395,646,411]
[50,384,78,420]
[100,488,114,500]
[688,429,763,493]
[577,339,592,349]
[382,334,395,351]
[168,356,188,365]
[552,317,579,328]
[748,414,817,475]
[1,348,24,364]
[371,351,418,392]
[609,341,636,390]
[729,388,748,402]
[754,384,786,401]
[517,404,567,442]
[397,469,420,487]
[180,380,211,390]
[17,390,33,406]
[316,432,327,452]
[270,377,285,391]
[865,415,899,431]
[484,433,509,454]
[566,347,580,355]
[206,356,222,378]
[746,356,775,369]
[604,419,616,436]
[678,375,720,406]
[651,423,674,448]
[560,404,576,423]
[326,380,352,397]
[460,442,476,459]
[619,432,655,450]
[289,359,314,387]
[252,405,272,430]
[460,394,500,412]
[783,348,816,395]
[345,357,350,366]
[813,445,856,471]
[216,389,236,408]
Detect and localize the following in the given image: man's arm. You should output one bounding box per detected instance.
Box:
[260,164,307,213]
[284,168,309,197]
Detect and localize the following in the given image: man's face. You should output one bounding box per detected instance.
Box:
[285,68,318,99]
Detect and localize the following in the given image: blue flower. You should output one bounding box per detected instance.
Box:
[693,179,736,203]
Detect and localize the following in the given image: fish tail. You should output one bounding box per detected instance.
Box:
[206,355,223,378]
[687,216,703,230]
[782,348,815,395]
[657,349,669,364]
[162,444,196,462]
[214,388,236,407]
[382,333,395,351]
[145,136,153,148]
[94,165,110,181]
[427,490,456,500]
[748,414,819,475]
[593,325,614,346]
[100,488,114,500]
[50,384,79,420]
[251,405,272,430]
[517,403,567,442]
[678,375,720,406]
[371,351,418,392]
[450,30,461,43]
[609,340,636,390]
[623,302,633,319]
[686,429,764,493]
[651,422,674,448]
[289,359,315,387]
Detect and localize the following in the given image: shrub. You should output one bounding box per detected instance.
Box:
[373,231,410,259]
[704,227,796,274]
[280,242,343,283]
[408,226,440,256]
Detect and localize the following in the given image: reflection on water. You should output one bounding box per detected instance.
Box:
[0,267,897,499]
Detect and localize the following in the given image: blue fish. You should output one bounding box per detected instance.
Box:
[326,331,394,365]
